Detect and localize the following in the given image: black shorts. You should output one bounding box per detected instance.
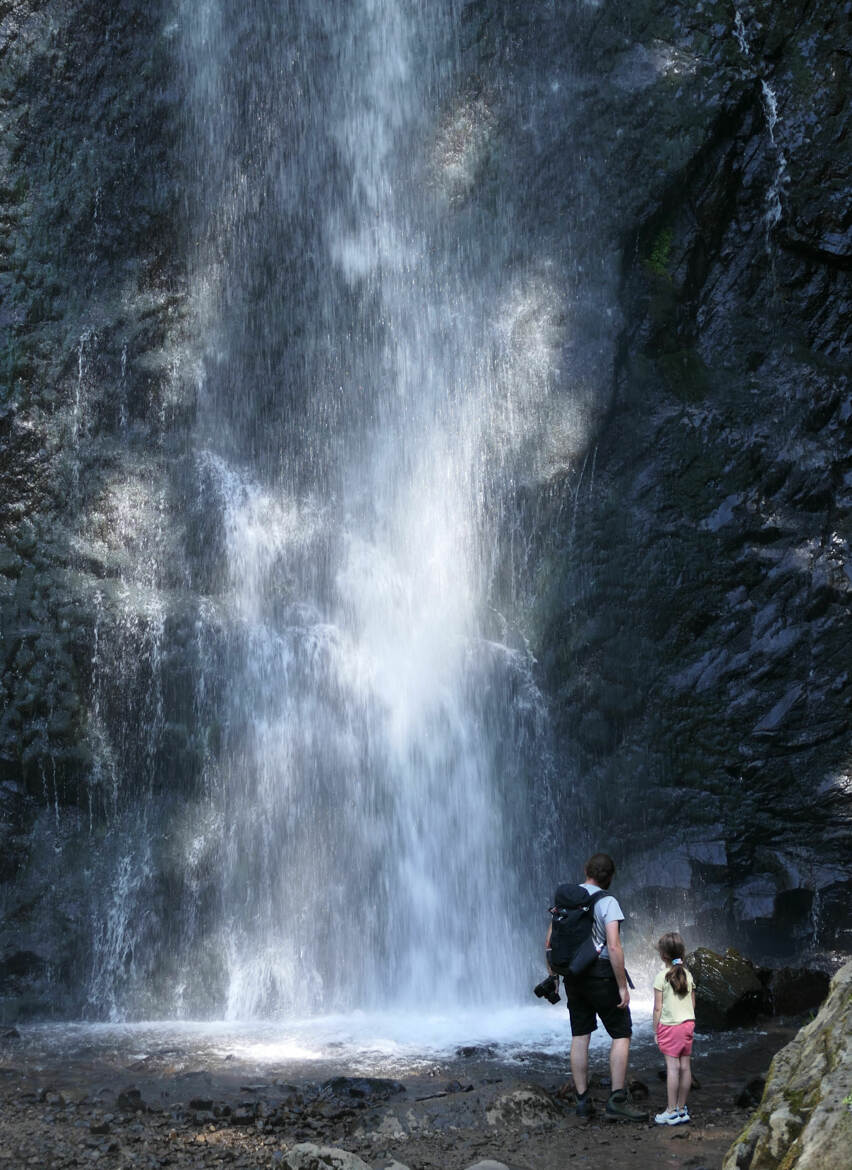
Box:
[563,968,633,1040]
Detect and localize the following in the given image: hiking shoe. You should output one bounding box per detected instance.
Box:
[606,1090,648,1122]
[575,1093,595,1118]
[654,1108,682,1125]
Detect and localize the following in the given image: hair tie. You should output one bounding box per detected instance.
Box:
[671,958,683,965]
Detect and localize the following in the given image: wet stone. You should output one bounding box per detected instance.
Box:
[320,1076,406,1102]
[116,1088,145,1112]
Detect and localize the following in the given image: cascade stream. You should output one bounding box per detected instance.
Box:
[82,0,575,1020]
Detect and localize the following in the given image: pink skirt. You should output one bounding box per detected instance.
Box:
[656,1020,695,1057]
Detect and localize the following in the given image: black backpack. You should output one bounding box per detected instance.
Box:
[547,885,608,976]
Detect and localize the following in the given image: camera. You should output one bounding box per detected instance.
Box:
[533,974,561,1004]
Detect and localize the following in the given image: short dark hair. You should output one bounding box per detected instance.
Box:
[584,853,615,889]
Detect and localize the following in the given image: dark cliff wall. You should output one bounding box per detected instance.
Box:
[0,0,849,1015]
[510,0,852,956]
[0,0,188,1012]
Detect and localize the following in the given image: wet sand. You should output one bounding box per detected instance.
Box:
[0,1020,796,1169]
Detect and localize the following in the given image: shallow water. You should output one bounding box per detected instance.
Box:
[7,999,762,1081]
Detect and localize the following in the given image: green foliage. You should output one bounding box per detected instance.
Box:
[646,226,673,278]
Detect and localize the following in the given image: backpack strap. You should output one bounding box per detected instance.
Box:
[549,886,610,918]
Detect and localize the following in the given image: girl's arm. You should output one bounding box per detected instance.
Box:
[652,988,663,1034]
[692,989,696,1013]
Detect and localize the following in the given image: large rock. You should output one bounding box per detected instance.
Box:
[283,1144,373,1170]
[768,967,831,1017]
[723,960,852,1170]
[485,1085,561,1128]
[688,948,770,1030]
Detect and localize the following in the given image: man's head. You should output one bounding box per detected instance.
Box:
[584,852,615,889]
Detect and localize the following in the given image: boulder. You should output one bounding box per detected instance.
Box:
[768,967,830,1017]
[283,1144,373,1170]
[688,948,769,1029]
[319,1076,406,1102]
[723,959,852,1170]
[116,1088,145,1113]
[485,1085,561,1128]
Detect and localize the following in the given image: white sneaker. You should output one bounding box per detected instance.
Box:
[655,1108,681,1125]
[679,1106,690,1123]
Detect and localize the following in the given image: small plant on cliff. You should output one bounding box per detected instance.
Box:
[646,226,674,278]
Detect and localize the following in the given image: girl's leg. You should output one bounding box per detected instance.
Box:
[665,1054,680,1111]
[677,1054,692,1108]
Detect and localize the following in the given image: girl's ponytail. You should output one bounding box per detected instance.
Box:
[658,931,689,997]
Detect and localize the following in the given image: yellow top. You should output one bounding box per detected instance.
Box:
[653,965,695,1025]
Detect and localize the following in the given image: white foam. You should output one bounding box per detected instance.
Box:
[17,1002,664,1076]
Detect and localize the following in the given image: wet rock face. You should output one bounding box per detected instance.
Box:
[0,0,188,1014]
[722,959,852,1170]
[521,0,851,953]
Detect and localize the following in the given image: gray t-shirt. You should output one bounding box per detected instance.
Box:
[580,881,624,960]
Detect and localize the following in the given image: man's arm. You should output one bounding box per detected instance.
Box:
[605,920,629,1008]
[545,922,554,974]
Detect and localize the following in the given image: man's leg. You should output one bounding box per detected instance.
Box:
[570,1033,591,1094]
[599,1001,646,1122]
[609,1036,629,1092]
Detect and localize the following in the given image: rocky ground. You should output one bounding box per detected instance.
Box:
[0,1021,798,1170]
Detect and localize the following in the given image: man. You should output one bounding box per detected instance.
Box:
[546,852,647,1121]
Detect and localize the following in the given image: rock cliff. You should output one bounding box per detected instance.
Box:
[0,0,849,1013]
[723,959,852,1170]
[505,0,852,957]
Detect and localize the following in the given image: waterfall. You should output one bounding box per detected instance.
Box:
[732,10,750,57]
[82,0,563,1019]
[760,80,788,246]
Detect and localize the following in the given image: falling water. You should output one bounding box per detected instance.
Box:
[119,342,129,432]
[760,80,789,248]
[732,10,750,57]
[81,0,569,1019]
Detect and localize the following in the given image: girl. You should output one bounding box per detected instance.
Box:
[652,931,696,1125]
